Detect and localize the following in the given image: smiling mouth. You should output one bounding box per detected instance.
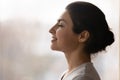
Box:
[51,37,57,42]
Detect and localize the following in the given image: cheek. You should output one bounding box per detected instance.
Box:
[56,31,79,51]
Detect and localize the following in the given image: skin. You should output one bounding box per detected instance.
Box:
[49,10,90,75]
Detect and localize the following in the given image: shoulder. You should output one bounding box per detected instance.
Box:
[61,62,101,80]
[72,62,101,80]
[73,75,93,80]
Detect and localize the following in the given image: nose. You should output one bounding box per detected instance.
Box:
[49,24,56,34]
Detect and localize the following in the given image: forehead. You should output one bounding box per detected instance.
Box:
[58,10,73,24]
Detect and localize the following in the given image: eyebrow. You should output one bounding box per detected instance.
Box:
[58,19,67,23]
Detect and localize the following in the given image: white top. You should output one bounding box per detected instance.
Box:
[60,62,100,80]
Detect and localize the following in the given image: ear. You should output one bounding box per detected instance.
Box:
[78,30,90,42]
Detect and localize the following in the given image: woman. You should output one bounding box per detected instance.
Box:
[49,1,114,80]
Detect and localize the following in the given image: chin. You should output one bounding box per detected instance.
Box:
[51,45,58,50]
[51,45,61,51]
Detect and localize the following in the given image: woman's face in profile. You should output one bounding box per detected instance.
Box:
[49,10,80,52]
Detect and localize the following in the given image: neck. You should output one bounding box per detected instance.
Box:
[64,50,91,73]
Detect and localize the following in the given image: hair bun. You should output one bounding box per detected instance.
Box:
[105,30,114,46]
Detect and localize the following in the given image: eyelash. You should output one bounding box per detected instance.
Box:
[58,24,63,27]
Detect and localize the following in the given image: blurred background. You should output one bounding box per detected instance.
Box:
[0,0,119,80]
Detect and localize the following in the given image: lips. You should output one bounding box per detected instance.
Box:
[51,36,57,42]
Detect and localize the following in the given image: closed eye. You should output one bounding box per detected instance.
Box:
[57,22,64,27]
[58,24,64,27]
[57,19,66,28]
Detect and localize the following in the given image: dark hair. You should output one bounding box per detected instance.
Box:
[66,1,114,54]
